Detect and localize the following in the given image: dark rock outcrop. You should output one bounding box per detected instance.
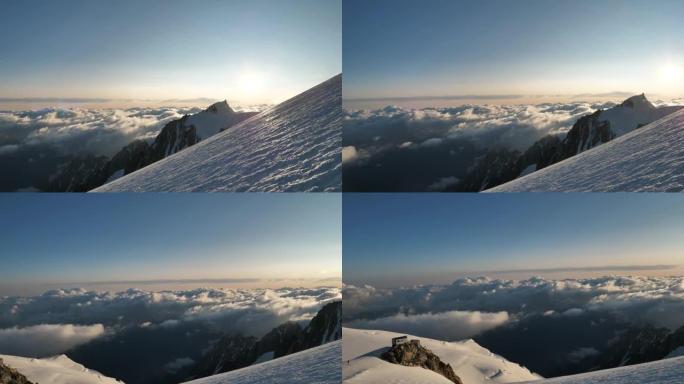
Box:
[291,300,342,352]
[181,301,342,381]
[0,359,34,384]
[381,340,463,384]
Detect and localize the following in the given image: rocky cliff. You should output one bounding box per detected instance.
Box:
[381,339,463,384]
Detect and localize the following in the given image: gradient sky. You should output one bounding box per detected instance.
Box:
[343,194,684,287]
[0,0,340,106]
[344,0,684,103]
[0,194,341,295]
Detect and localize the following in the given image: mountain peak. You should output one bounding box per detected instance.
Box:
[204,100,235,115]
[620,93,654,110]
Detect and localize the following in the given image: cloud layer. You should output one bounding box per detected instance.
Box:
[0,323,105,357]
[0,107,198,158]
[344,275,684,331]
[348,310,509,340]
[0,286,341,357]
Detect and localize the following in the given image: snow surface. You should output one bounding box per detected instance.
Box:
[254,351,274,364]
[183,340,341,384]
[93,74,341,192]
[0,354,124,384]
[488,108,684,192]
[343,327,541,384]
[522,356,684,384]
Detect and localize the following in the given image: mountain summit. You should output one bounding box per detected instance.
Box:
[205,100,236,115]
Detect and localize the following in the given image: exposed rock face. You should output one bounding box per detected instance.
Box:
[455,94,684,191]
[594,324,684,369]
[182,301,342,381]
[381,340,463,384]
[43,154,110,192]
[453,148,521,191]
[0,359,34,384]
[294,300,342,350]
[194,335,258,376]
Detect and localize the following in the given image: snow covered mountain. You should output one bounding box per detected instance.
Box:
[488,108,684,192]
[0,354,124,384]
[45,101,256,191]
[93,74,342,192]
[343,327,541,384]
[457,94,682,191]
[182,340,341,384]
[522,355,684,384]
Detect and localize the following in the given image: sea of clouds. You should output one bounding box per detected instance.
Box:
[0,104,268,158]
[0,107,199,158]
[342,102,613,166]
[0,286,341,357]
[344,276,684,339]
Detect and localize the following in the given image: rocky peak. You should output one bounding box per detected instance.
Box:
[620,93,655,110]
[381,339,463,384]
[204,100,235,115]
[0,358,34,384]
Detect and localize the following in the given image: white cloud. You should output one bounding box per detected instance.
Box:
[342,146,359,164]
[0,286,342,352]
[0,144,19,155]
[567,347,600,362]
[427,176,459,191]
[164,357,195,373]
[343,276,684,330]
[0,106,199,157]
[349,310,509,341]
[0,323,105,357]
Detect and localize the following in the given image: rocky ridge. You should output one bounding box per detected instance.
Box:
[381,339,463,384]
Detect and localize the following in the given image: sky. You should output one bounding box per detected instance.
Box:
[343,193,684,287]
[343,0,684,106]
[0,0,341,108]
[0,194,341,296]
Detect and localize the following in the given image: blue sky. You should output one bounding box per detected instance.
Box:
[344,0,684,102]
[0,194,340,294]
[0,0,340,106]
[343,194,684,286]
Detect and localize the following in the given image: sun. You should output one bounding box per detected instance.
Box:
[237,71,266,95]
[657,62,682,82]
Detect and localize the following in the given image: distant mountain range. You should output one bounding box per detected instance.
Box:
[454,94,683,191]
[43,101,257,191]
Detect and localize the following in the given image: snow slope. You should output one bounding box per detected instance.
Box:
[0,354,124,384]
[488,108,684,192]
[522,356,684,384]
[183,340,341,384]
[93,74,341,192]
[343,327,541,384]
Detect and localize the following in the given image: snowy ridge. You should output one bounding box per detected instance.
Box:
[183,340,341,384]
[0,354,124,384]
[93,74,341,192]
[522,356,684,384]
[488,108,684,192]
[343,327,541,384]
